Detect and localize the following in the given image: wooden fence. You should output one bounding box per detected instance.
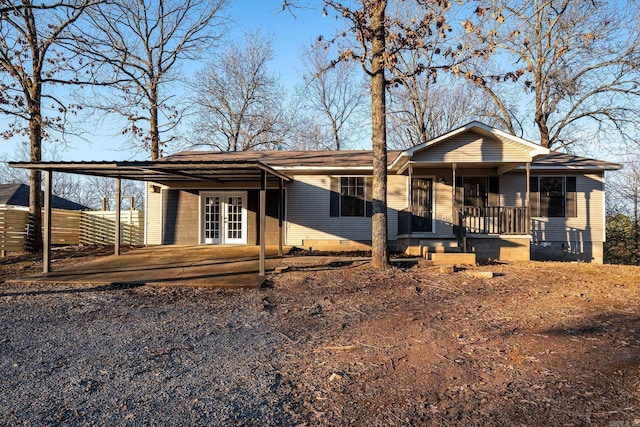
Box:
[0,209,30,254]
[0,207,144,255]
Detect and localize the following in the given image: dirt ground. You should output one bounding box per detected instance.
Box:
[1,247,639,426]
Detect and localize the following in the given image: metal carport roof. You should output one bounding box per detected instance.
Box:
[8,159,290,277]
[8,159,292,183]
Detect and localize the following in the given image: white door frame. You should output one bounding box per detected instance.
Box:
[200,191,248,245]
[408,175,436,233]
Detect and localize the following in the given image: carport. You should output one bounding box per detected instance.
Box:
[9,159,292,277]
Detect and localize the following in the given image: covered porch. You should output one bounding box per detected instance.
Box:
[388,122,549,260]
[9,159,292,276]
[397,161,533,239]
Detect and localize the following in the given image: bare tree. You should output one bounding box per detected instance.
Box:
[297,43,368,150]
[0,0,98,251]
[388,76,504,149]
[472,0,640,149]
[74,0,228,159]
[188,31,289,152]
[81,176,144,210]
[308,0,494,269]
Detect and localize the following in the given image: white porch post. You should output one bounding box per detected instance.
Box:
[526,162,531,234]
[115,178,121,256]
[408,164,413,234]
[259,169,266,276]
[43,170,52,274]
[278,177,284,257]
[451,162,457,223]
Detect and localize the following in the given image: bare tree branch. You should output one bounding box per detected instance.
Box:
[71,0,229,159]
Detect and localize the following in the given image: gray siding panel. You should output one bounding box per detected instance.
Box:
[530,173,604,244]
[286,175,407,245]
[286,175,370,245]
[246,189,285,245]
[162,189,199,245]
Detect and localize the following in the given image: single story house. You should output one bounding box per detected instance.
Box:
[10,122,621,265]
[144,122,619,263]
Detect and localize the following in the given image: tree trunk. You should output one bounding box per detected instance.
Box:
[149,86,160,160]
[370,0,390,269]
[535,109,551,148]
[331,117,340,150]
[28,104,43,253]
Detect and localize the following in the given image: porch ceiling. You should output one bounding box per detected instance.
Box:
[8,160,292,184]
[400,161,524,174]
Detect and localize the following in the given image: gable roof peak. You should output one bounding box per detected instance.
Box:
[402,121,549,156]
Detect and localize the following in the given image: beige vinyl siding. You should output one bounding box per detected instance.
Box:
[145,184,162,245]
[387,175,407,240]
[434,173,454,235]
[413,132,533,163]
[500,173,527,207]
[531,173,604,243]
[286,174,407,245]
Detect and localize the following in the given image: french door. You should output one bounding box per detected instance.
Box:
[202,192,247,244]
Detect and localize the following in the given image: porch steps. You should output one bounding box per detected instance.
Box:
[419,239,460,255]
[420,240,476,265]
[426,252,476,265]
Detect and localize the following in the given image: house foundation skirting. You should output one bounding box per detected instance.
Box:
[465,235,531,262]
[301,239,372,252]
[396,235,531,261]
[531,240,603,264]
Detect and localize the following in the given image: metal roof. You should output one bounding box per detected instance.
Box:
[529,152,622,170]
[8,159,293,184]
[162,150,403,169]
[8,148,621,183]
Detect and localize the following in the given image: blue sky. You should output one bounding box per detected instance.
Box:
[0,1,335,163]
[0,1,627,164]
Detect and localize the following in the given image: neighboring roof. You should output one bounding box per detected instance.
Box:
[163,150,404,170]
[0,183,90,210]
[529,152,622,171]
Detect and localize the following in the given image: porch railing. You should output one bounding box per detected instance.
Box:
[397,206,530,236]
[460,206,530,235]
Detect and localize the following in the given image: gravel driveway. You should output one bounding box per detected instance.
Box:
[0,283,299,426]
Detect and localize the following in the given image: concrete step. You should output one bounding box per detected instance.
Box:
[426,252,476,265]
[420,240,461,256]
[422,246,462,254]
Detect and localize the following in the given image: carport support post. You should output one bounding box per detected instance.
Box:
[115,178,121,256]
[526,162,531,234]
[278,178,284,257]
[259,169,266,276]
[43,170,52,274]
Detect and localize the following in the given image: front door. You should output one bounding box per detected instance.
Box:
[411,178,433,232]
[201,192,247,244]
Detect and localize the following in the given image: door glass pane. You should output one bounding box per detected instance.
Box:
[204,196,220,240]
[227,196,243,240]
